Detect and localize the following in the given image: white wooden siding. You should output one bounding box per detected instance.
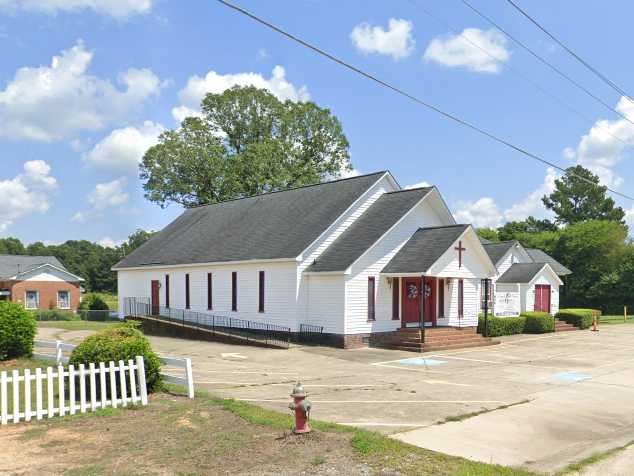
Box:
[297,174,397,323]
[20,268,75,283]
[304,274,345,334]
[118,261,299,330]
[344,200,449,334]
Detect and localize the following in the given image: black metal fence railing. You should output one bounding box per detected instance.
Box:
[298,323,324,344]
[123,297,290,349]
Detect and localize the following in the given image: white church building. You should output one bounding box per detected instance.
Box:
[115,171,570,348]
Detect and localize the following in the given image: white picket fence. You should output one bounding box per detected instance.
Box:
[33,339,195,399]
[0,356,148,425]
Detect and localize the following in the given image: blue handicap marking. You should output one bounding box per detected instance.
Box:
[551,371,592,383]
[397,358,446,366]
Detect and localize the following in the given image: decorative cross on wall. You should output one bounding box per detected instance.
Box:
[455,240,466,268]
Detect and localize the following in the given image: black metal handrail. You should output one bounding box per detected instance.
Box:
[298,323,324,344]
[123,297,290,348]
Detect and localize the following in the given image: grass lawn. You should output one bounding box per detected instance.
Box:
[599,315,634,325]
[0,375,539,476]
[37,321,119,332]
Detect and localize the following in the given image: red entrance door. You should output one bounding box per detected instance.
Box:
[534,285,551,313]
[423,277,437,326]
[402,277,421,326]
[151,280,160,315]
[401,277,436,327]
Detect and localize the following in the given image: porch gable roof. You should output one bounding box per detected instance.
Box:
[497,262,562,285]
[381,224,469,274]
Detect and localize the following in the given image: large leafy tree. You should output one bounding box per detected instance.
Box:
[497,216,558,241]
[542,165,625,225]
[141,86,352,208]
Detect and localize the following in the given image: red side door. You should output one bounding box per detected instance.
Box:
[534,285,551,313]
[151,280,160,315]
[402,277,421,326]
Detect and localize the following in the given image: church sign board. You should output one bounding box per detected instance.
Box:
[494,290,520,317]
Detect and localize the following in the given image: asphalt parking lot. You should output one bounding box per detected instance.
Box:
[39,324,634,473]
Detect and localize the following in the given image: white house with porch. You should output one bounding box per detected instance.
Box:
[480,239,571,317]
[115,171,567,350]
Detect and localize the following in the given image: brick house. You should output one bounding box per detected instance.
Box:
[0,255,84,311]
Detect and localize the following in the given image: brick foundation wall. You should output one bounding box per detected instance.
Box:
[7,281,81,311]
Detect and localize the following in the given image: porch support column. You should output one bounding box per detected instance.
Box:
[419,274,425,344]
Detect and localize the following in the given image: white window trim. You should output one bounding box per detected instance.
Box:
[25,290,39,310]
[57,290,71,310]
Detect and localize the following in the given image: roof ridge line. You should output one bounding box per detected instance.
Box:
[188,171,390,210]
[417,224,469,231]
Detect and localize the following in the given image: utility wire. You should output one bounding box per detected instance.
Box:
[412,0,630,148]
[459,0,634,127]
[505,0,634,104]
[215,0,634,202]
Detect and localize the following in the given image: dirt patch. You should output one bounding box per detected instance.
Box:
[0,395,366,476]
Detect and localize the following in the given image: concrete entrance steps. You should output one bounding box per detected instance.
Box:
[554,319,578,332]
[375,327,499,353]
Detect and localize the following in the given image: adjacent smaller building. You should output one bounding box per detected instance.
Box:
[0,255,84,311]
[480,239,572,317]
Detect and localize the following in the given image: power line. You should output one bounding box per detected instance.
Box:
[411,0,630,148]
[505,0,634,104]
[215,0,634,202]
[459,0,634,127]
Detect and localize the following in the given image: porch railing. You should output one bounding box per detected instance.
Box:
[123,297,290,349]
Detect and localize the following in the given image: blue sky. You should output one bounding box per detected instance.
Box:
[1,0,633,247]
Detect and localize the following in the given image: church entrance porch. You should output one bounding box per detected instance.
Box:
[401,276,438,328]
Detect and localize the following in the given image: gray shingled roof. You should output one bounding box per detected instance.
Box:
[0,255,68,280]
[381,225,469,274]
[306,187,433,272]
[526,248,572,276]
[481,241,517,265]
[114,172,388,269]
[497,263,548,283]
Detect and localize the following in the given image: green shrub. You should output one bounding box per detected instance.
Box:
[556,308,598,329]
[34,309,80,321]
[478,314,526,337]
[80,294,110,311]
[521,312,555,333]
[0,301,36,360]
[69,323,161,393]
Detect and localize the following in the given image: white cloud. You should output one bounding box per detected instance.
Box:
[98,236,123,248]
[625,206,634,230]
[350,18,414,60]
[405,180,430,189]
[0,40,164,141]
[0,0,152,19]
[0,160,57,233]
[454,197,503,228]
[423,28,510,73]
[84,121,163,174]
[564,96,634,188]
[454,168,558,228]
[172,66,309,123]
[71,177,129,223]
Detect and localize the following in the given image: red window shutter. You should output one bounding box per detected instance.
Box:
[258,271,265,313]
[165,274,170,308]
[231,272,237,311]
[185,274,190,309]
[438,279,444,318]
[207,273,212,310]
[458,279,464,318]
[392,278,399,320]
[368,277,376,321]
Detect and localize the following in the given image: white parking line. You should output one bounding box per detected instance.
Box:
[236,399,507,404]
[338,422,429,428]
[371,363,444,374]
[197,381,391,388]
[425,355,502,364]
